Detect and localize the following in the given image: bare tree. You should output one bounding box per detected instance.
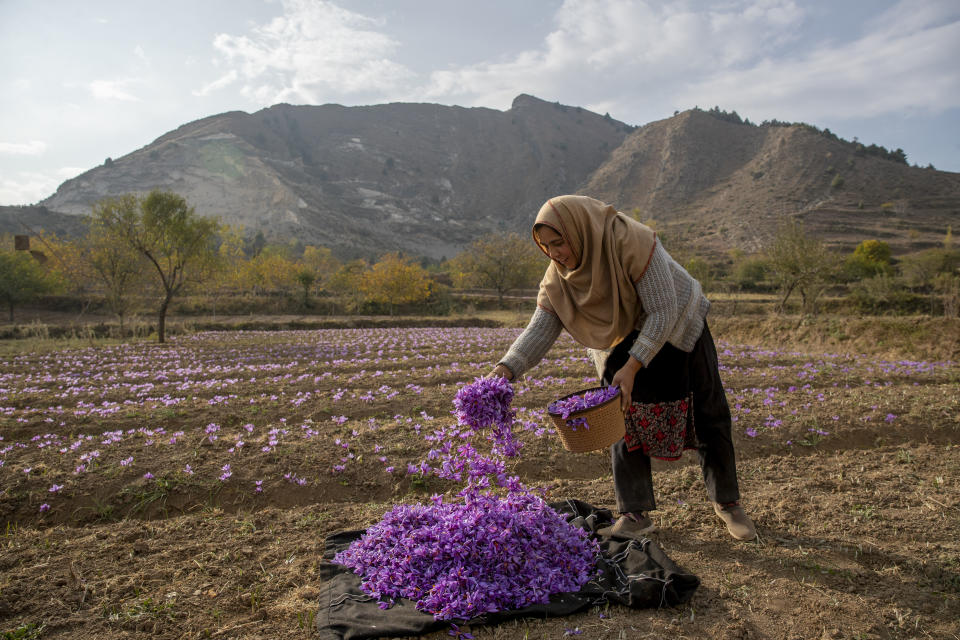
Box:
[766,218,838,315]
[451,232,545,307]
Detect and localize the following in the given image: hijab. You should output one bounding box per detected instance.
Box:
[534,195,657,350]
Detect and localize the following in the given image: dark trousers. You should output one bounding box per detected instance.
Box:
[603,322,740,513]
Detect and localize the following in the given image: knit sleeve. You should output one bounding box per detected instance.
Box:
[628,243,678,367]
[497,307,563,379]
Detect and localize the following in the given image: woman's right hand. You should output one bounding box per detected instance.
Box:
[611,356,642,414]
[487,364,513,381]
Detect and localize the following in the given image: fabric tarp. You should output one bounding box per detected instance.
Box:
[315,499,699,640]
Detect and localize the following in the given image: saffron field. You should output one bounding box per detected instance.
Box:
[0,326,958,639]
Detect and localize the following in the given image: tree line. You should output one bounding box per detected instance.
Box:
[1,190,957,342]
[0,191,548,341]
[693,106,912,166]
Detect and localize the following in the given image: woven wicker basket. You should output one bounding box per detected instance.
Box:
[548,387,625,453]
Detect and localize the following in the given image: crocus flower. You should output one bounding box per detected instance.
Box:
[335,377,598,620]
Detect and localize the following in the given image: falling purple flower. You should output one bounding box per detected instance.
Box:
[453,376,515,431]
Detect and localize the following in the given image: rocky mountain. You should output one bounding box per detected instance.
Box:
[38,94,632,259]
[584,109,960,256]
[23,95,960,260]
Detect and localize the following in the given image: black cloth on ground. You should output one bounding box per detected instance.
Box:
[314,499,699,639]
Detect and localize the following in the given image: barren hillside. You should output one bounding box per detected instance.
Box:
[583,110,960,256]
[20,98,960,260]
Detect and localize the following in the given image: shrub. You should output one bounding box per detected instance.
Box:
[899,248,960,287]
[733,257,770,291]
[933,273,959,317]
[850,274,927,315]
[844,240,893,281]
[684,257,714,292]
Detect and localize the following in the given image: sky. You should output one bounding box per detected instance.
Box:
[1,0,958,206]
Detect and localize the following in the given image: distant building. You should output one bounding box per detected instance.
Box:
[13,234,47,263]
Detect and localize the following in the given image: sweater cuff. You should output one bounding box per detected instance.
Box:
[628,334,658,369]
[496,356,523,381]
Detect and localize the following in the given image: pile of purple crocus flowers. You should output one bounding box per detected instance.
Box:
[333,376,598,620]
[548,386,620,430]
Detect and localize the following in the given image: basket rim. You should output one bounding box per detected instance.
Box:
[547,385,621,418]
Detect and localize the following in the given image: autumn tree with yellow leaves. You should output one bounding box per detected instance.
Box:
[359,253,432,315]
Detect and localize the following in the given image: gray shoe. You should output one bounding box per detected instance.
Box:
[713,502,757,540]
[598,513,657,541]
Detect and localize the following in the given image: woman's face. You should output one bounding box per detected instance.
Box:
[537,226,575,269]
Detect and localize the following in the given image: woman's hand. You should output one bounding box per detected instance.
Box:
[610,356,642,414]
[487,364,513,381]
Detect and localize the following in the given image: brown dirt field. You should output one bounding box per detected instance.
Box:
[1,323,957,639]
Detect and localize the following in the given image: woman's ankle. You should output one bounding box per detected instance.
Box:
[623,511,650,522]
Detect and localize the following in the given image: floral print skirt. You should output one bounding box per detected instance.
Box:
[624,393,698,460]
[601,330,704,461]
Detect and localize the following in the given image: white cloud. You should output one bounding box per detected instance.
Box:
[133,45,148,64]
[0,171,62,205]
[0,141,47,156]
[676,1,960,121]
[0,166,85,205]
[419,0,805,111]
[89,79,141,102]
[417,0,959,124]
[203,0,415,105]
[193,70,239,97]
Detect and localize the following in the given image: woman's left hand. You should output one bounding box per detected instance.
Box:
[610,356,643,414]
[487,364,513,381]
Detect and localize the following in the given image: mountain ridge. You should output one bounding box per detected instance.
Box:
[38,94,633,258]
[9,95,957,260]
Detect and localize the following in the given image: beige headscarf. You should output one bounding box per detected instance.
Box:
[534,195,657,350]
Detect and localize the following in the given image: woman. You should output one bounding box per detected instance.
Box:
[489,194,756,541]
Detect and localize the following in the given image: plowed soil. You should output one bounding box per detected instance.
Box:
[1,324,957,639]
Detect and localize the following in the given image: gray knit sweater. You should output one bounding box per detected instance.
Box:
[498,242,710,379]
